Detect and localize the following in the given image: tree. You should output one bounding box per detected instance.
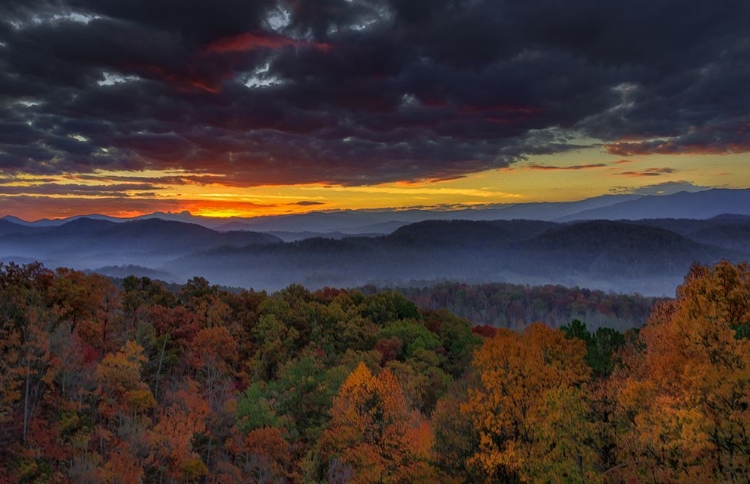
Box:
[188,327,237,411]
[562,319,625,378]
[0,273,54,448]
[431,377,481,482]
[95,340,155,480]
[249,314,298,381]
[236,427,293,483]
[149,381,209,483]
[317,363,436,482]
[463,323,593,481]
[236,383,280,434]
[96,340,155,419]
[615,261,750,482]
[270,348,343,444]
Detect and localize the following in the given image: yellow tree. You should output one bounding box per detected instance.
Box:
[463,323,594,482]
[95,340,155,483]
[318,363,435,483]
[616,261,750,482]
[96,340,155,419]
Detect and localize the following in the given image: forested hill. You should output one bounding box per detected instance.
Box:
[1,215,749,296]
[172,217,746,295]
[378,281,657,330]
[0,217,281,269]
[1,261,749,482]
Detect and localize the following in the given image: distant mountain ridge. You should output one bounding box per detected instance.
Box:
[0,217,281,274]
[558,189,750,221]
[2,189,750,296]
[167,216,749,296]
[6,189,749,236]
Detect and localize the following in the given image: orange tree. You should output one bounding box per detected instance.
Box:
[462,323,597,482]
[316,362,435,483]
[615,261,750,482]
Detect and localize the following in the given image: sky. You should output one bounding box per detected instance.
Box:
[1,0,749,220]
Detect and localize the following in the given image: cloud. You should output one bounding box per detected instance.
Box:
[609,180,713,196]
[0,0,747,186]
[526,163,607,171]
[618,167,675,177]
[289,200,325,206]
[204,32,332,54]
[0,183,163,196]
[605,119,750,156]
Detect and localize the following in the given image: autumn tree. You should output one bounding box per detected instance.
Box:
[463,323,596,482]
[188,326,237,411]
[95,340,155,482]
[148,381,209,483]
[235,426,294,483]
[121,275,176,333]
[317,363,435,482]
[615,261,750,482]
[0,263,56,464]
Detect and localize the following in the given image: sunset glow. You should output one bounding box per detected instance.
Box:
[0,0,748,221]
[2,146,748,222]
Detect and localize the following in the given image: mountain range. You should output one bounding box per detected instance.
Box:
[2,194,750,296]
[5,189,750,237]
[0,218,279,271]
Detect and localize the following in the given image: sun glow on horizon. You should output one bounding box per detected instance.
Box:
[2,146,749,221]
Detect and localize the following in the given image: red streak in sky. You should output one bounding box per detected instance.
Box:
[129,64,230,94]
[460,103,544,116]
[205,32,333,54]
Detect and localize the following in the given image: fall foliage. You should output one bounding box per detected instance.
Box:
[0,261,748,483]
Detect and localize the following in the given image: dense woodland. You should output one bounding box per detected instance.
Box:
[0,261,749,482]
[382,282,656,330]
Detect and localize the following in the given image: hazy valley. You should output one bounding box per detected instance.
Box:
[3,189,750,297]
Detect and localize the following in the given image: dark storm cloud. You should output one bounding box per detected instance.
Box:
[0,0,748,185]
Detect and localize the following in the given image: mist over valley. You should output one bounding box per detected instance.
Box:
[3,190,749,297]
